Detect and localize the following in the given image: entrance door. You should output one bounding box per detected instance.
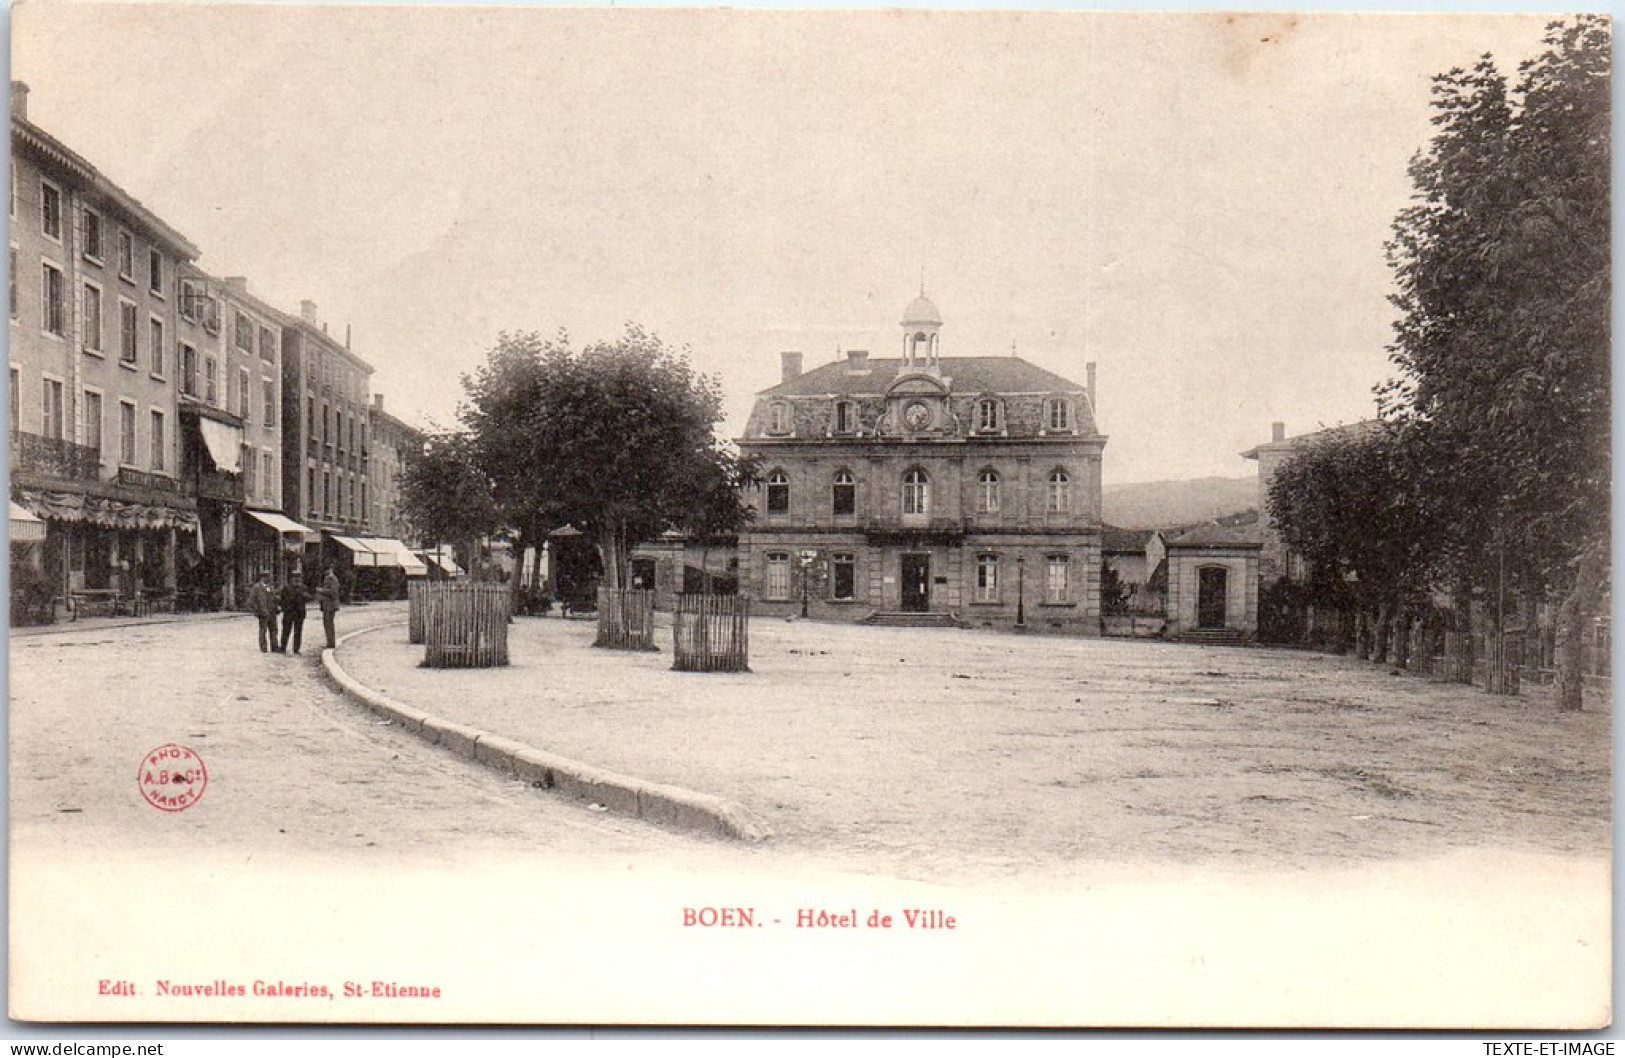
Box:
[1197,566,1228,629]
[900,553,930,612]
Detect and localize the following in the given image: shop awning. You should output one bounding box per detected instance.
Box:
[13,488,198,532]
[369,538,429,575]
[245,509,313,536]
[9,501,45,543]
[329,535,378,564]
[198,417,243,474]
[419,548,464,576]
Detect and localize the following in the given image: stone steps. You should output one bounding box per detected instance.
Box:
[860,611,966,629]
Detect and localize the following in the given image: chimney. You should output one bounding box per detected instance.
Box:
[1272,421,1286,443]
[1086,361,1097,412]
[373,393,384,411]
[11,81,28,121]
[224,276,248,295]
[780,351,803,383]
[345,323,351,350]
[300,299,319,325]
[845,349,869,373]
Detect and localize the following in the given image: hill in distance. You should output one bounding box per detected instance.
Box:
[1102,476,1257,530]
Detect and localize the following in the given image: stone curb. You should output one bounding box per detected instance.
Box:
[321,622,772,843]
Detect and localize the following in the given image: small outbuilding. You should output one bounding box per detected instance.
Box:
[1164,524,1262,641]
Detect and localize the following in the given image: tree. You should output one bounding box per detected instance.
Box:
[460,324,753,594]
[398,431,501,574]
[1266,426,1441,662]
[1381,18,1610,708]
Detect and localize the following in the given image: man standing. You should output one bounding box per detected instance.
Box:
[278,574,308,655]
[247,571,278,653]
[318,566,342,650]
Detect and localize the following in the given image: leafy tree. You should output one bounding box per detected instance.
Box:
[460,324,753,594]
[398,431,500,573]
[1266,426,1441,661]
[1381,18,1610,708]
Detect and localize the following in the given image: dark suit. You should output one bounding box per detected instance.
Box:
[278,582,308,654]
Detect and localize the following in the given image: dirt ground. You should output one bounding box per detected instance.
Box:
[337,611,1611,882]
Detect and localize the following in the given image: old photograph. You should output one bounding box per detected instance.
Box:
[6,4,1611,1029]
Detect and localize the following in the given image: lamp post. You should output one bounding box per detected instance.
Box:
[798,549,818,618]
[1016,555,1026,629]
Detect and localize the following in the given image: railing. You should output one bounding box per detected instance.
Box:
[11,430,100,481]
[117,467,179,493]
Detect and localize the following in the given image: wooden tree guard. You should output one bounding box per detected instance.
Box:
[408,579,429,645]
[423,582,510,668]
[672,594,750,673]
[595,588,658,651]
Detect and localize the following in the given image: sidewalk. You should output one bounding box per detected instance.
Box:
[330,612,1610,879]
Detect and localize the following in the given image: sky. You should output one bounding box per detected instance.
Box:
[9,5,1562,485]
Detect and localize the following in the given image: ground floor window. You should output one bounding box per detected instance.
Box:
[1045,554,1068,603]
[765,552,791,600]
[975,553,998,602]
[831,552,856,600]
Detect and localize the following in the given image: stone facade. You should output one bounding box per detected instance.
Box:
[1164,525,1261,638]
[9,84,202,614]
[1241,419,1381,584]
[736,296,1106,633]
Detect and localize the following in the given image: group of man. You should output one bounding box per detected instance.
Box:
[246,567,343,654]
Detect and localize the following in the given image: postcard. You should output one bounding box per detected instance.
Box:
[7,3,1610,1028]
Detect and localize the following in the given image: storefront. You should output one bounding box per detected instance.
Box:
[325,533,427,601]
[241,509,318,590]
[11,488,196,621]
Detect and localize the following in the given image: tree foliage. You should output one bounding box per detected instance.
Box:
[398,431,501,561]
[1383,19,1609,577]
[459,325,753,590]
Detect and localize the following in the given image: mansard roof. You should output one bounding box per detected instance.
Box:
[760,355,1088,398]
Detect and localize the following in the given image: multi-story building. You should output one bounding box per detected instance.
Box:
[218,277,293,589]
[279,300,374,538]
[9,82,201,617]
[1241,419,1380,585]
[735,293,1107,633]
[366,393,422,544]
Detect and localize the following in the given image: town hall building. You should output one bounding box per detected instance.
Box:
[735,294,1107,633]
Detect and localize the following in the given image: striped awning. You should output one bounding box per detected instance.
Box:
[9,501,45,543]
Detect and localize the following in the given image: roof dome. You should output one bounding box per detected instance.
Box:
[900,294,943,328]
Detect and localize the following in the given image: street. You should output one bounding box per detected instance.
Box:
[9,605,712,863]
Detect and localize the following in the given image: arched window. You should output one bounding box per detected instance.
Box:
[902,468,929,516]
[766,469,790,515]
[976,398,1001,432]
[832,469,856,516]
[1045,398,1071,432]
[1047,469,1070,513]
[977,469,1000,513]
[768,401,792,435]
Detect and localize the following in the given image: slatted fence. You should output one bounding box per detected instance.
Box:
[595,588,657,651]
[672,594,750,673]
[408,578,429,645]
[423,582,510,668]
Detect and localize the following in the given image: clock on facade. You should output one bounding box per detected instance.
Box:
[903,401,932,430]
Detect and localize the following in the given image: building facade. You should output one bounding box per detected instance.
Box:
[9,83,201,616]
[279,301,375,538]
[1242,419,1381,585]
[365,393,422,544]
[736,295,1107,633]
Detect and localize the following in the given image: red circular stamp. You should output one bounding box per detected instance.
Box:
[137,743,208,812]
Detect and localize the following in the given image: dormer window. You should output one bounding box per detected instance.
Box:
[768,401,792,435]
[1045,398,1072,432]
[833,399,856,434]
[975,397,1001,432]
